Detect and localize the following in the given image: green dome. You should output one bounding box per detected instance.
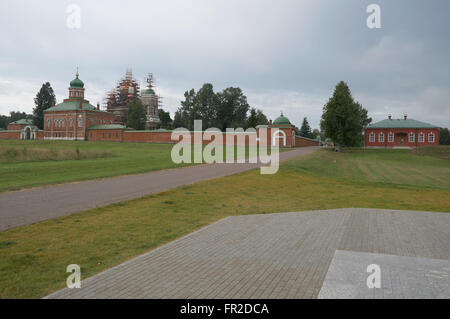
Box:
[273,113,291,125]
[144,88,155,95]
[70,72,84,88]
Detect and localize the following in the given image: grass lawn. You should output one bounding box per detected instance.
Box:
[286,146,450,189]
[0,147,449,298]
[0,140,281,192]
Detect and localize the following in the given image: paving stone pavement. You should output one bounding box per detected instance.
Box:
[318,250,450,299]
[46,208,450,299]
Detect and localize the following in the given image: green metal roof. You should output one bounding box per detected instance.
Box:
[10,118,34,125]
[144,88,155,95]
[273,114,291,125]
[44,100,99,112]
[70,75,84,88]
[296,135,319,142]
[88,124,127,130]
[368,118,438,129]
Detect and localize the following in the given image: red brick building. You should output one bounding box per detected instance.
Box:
[0,72,319,148]
[365,115,439,148]
[43,72,115,140]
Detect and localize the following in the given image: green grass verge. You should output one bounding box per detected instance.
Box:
[0,140,284,192]
[0,148,449,298]
[286,147,450,189]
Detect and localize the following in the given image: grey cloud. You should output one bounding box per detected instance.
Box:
[0,0,449,128]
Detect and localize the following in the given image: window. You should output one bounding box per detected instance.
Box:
[388,132,394,143]
[69,118,73,127]
[78,117,83,128]
[115,133,118,138]
[369,132,375,143]
[62,119,65,128]
[419,132,424,143]
[378,133,384,142]
[108,133,111,138]
[409,133,415,143]
[428,133,435,143]
[102,133,105,138]
[47,119,51,128]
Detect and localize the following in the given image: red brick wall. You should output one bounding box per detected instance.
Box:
[295,136,320,147]
[87,129,124,142]
[7,124,27,131]
[365,128,439,147]
[0,131,21,139]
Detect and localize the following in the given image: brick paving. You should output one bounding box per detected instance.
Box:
[46,208,450,299]
[318,250,450,299]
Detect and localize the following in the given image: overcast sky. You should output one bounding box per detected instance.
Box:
[1,0,449,128]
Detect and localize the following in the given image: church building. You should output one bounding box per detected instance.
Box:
[43,72,116,140]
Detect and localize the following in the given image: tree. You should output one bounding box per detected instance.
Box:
[299,117,313,138]
[174,84,257,131]
[33,82,56,129]
[320,81,369,149]
[127,99,146,130]
[255,109,268,126]
[439,127,450,145]
[215,87,250,130]
[0,111,32,129]
[246,108,268,128]
[157,109,173,129]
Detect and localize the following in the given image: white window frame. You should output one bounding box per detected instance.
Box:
[388,132,394,143]
[78,117,83,128]
[378,132,384,143]
[428,133,435,143]
[369,132,375,143]
[418,132,424,143]
[409,132,415,143]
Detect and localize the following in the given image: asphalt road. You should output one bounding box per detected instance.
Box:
[0,146,319,231]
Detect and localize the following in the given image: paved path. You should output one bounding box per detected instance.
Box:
[0,147,319,231]
[46,208,450,299]
[319,250,450,299]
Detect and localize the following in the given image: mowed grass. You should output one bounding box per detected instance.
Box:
[0,140,280,192]
[286,146,450,189]
[0,148,449,298]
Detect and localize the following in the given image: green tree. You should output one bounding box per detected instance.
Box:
[299,117,313,138]
[246,108,268,129]
[320,81,369,149]
[195,83,218,128]
[439,127,450,145]
[174,84,254,131]
[33,82,56,129]
[0,111,33,129]
[157,109,173,129]
[215,87,249,130]
[127,99,146,130]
